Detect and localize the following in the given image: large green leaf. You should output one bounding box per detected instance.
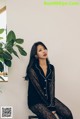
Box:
[6,39,14,47]
[5,45,19,58]
[12,48,19,58]
[0,57,4,62]
[18,48,27,56]
[0,43,3,48]
[4,59,11,67]
[5,45,13,54]
[16,45,24,49]
[15,39,24,44]
[0,62,4,72]
[7,30,16,42]
[16,45,27,56]
[3,51,12,60]
[0,47,3,53]
[0,28,4,34]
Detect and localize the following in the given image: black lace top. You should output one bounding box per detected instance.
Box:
[26,63,55,111]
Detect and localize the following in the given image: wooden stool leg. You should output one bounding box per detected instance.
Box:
[28,114,60,119]
[28,116,38,119]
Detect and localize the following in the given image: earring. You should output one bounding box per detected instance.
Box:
[35,55,38,59]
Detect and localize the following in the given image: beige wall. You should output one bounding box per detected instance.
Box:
[0,0,80,119]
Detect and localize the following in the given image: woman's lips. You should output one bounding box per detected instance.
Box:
[43,54,47,56]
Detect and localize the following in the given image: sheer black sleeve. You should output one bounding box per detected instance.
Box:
[47,65,55,111]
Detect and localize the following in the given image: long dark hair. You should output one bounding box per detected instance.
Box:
[25,41,49,80]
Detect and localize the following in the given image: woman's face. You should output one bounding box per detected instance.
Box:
[36,45,48,59]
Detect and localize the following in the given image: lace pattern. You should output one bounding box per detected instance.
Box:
[29,98,73,119]
[30,103,57,119]
[28,67,73,119]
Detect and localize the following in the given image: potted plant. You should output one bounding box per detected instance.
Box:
[0,28,27,74]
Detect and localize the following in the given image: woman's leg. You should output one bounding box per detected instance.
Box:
[55,98,73,119]
[29,103,58,119]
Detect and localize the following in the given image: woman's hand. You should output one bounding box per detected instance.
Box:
[52,111,56,115]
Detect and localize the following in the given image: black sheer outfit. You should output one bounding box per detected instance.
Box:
[26,63,73,119]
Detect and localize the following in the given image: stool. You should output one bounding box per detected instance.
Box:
[28,115,38,119]
[28,113,60,119]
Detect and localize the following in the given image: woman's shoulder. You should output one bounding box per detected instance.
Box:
[28,65,37,75]
[49,64,55,70]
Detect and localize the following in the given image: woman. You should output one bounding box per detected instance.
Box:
[25,41,73,119]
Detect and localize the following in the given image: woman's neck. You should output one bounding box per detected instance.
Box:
[39,59,47,67]
[39,59,47,76]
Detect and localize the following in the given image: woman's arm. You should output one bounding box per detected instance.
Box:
[47,65,55,110]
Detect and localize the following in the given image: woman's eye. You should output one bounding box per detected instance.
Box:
[39,49,42,52]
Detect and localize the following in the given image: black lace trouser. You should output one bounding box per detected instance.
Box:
[29,98,73,119]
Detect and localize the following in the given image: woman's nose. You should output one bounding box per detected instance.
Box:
[43,50,45,52]
[43,50,47,53]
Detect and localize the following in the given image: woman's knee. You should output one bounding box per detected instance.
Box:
[65,108,73,119]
